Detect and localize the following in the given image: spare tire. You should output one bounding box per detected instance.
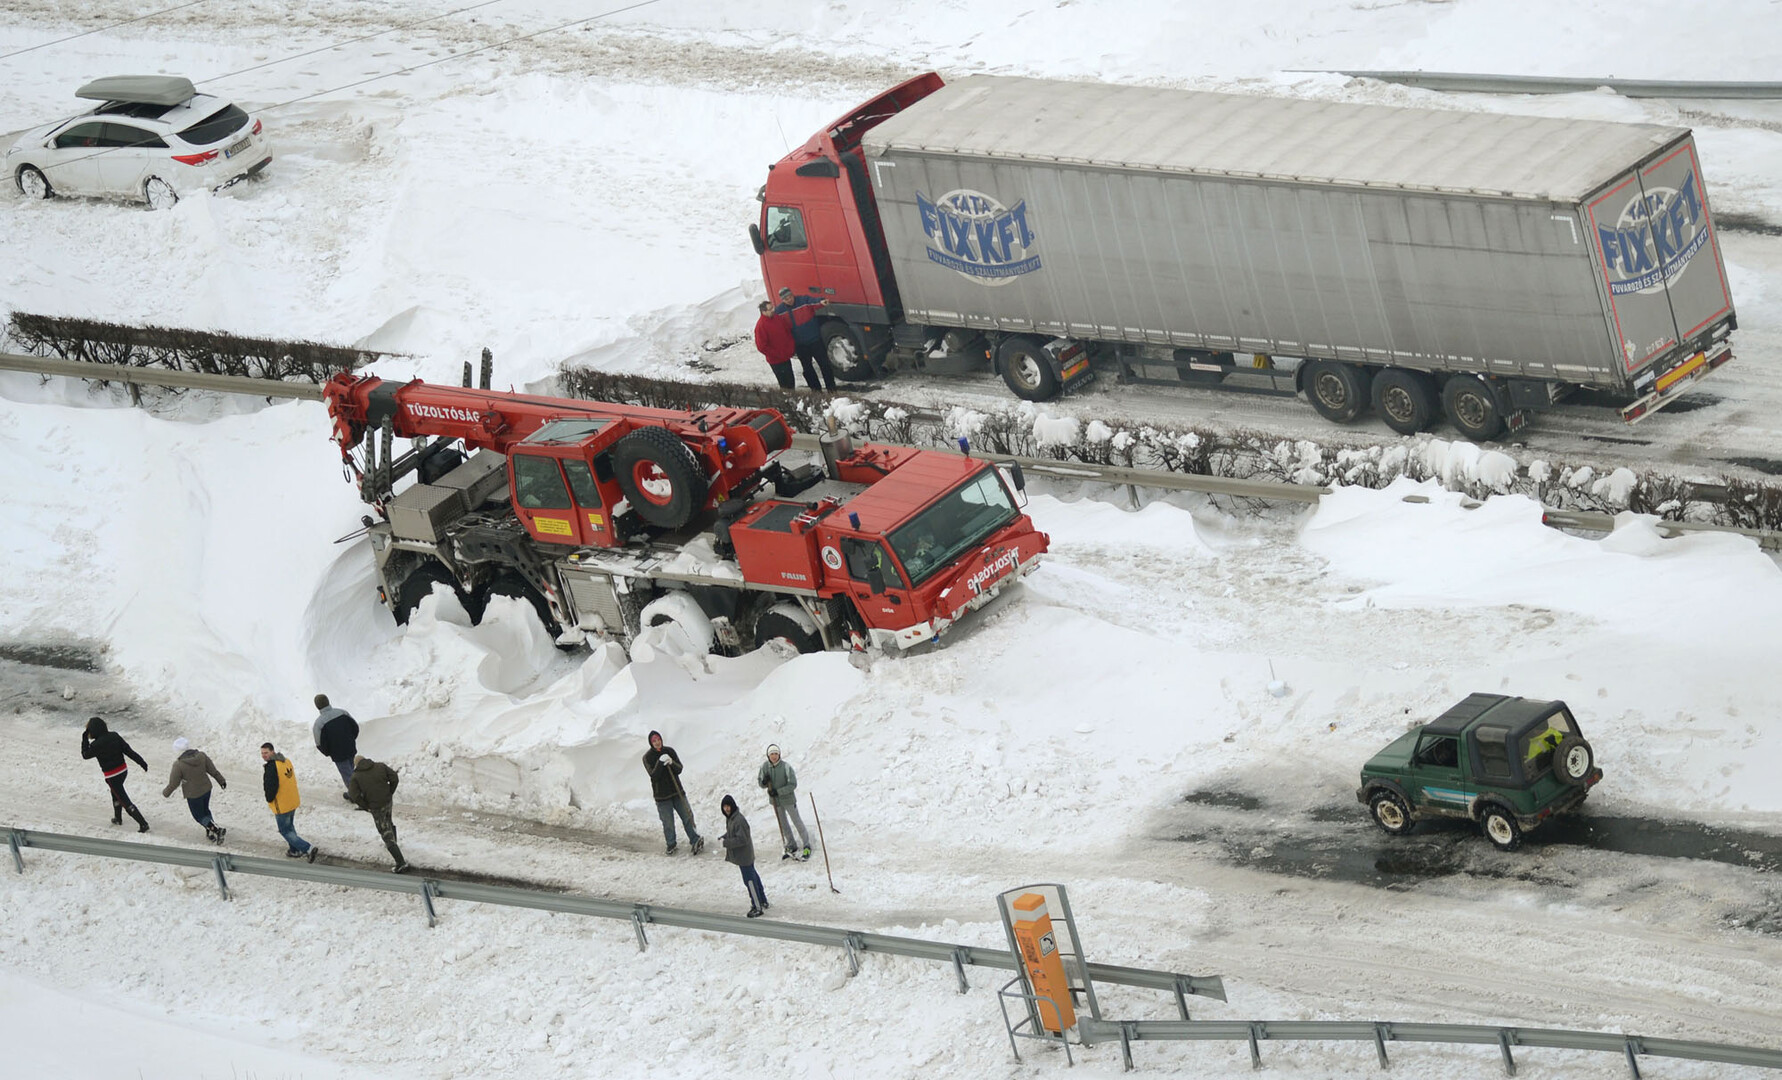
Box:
[612,426,708,530]
[1553,735,1595,786]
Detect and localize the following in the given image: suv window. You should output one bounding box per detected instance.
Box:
[512,455,571,510]
[1414,735,1459,768]
[178,104,249,146]
[1519,709,1576,775]
[54,122,106,149]
[1475,724,1514,782]
[101,123,168,149]
[765,206,807,252]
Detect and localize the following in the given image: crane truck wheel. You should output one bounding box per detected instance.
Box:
[1371,369,1438,435]
[997,336,1060,401]
[611,427,709,530]
[479,572,560,636]
[753,602,823,654]
[1302,361,1371,423]
[821,321,875,382]
[1440,375,1506,441]
[393,561,463,625]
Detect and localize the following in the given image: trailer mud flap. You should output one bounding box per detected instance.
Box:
[1046,339,1094,394]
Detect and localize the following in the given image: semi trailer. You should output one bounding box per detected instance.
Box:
[752,74,1736,439]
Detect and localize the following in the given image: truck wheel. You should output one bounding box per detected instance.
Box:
[1479,805,1522,851]
[393,562,461,625]
[481,572,560,636]
[612,426,709,530]
[1553,736,1595,786]
[1440,375,1505,441]
[1369,790,1414,836]
[754,602,823,654]
[821,321,875,382]
[997,337,1060,401]
[637,591,713,657]
[1371,369,1438,435]
[1302,361,1370,423]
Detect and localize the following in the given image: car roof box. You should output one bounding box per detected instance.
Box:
[76,76,197,107]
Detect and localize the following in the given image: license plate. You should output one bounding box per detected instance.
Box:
[224,137,250,159]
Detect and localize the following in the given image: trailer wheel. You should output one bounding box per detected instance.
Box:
[1303,361,1370,423]
[997,337,1060,401]
[754,602,823,654]
[1440,375,1505,441]
[822,321,875,382]
[393,562,462,625]
[1371,369,1438,435]
[611,427,709,530]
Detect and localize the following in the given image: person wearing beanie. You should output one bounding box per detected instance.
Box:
[163,737,228,843]
[757,744,813,861]
[311,693,361,788]
[80,717,149,832]
[720,794,769,918]
[261,742,318,862]
[643,731,702,856]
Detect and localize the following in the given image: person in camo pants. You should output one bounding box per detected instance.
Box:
[344,754,407,873]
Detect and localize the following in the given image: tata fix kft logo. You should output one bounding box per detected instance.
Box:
[1597,172,1710,298]
[916,189,1040,286]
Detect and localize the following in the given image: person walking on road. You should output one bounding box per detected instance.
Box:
[753,299,797,390]
[344,754,407,873]
[261,743,318,862]
[774,286,837,392]
[757,743,812,861]
[81,716,149,832]
[312,693,359,788]
[643,730,702,855]
[720,794,769,918]
[162,737,228,844]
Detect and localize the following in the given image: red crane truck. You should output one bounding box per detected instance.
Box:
[322,372,1047,654]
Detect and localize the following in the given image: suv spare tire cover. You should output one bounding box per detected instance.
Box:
[1553,736,1594,786]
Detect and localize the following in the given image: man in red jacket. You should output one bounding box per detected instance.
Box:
[753,300,796,390]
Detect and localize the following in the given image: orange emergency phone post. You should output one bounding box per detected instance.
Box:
[1011,892,1076,1033]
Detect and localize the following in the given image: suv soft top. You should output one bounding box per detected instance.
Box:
[1422,693,1557,737]
[75,76,197,107]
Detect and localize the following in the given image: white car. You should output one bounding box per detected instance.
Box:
[7,76,271,209]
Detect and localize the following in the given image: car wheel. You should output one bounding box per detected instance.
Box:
[1440,374,1505,441]
[16,165,51,200]
[1302,361,1372,423]
[1480,805,1522,851]
[821,321,875,382]
[143,177,179,210]
[1369,790,1414,836]
[1370,369,1438,435]
[1553,736,1595,786]
[997,336,1060,401]
[753,602,823,654]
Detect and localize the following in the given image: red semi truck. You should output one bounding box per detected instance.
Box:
[753,74,1735,439]
[323,372,1047,654]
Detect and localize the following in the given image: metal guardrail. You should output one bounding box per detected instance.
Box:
[6,828,1223,1002]
[1542,508,1782,550]
[0,350,325,400]
[1305,71,1782,100]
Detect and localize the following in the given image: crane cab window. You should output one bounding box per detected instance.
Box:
[765,206,807,252]
[513,454,571,509]
[841,537,902,587]
[561,459,602,507]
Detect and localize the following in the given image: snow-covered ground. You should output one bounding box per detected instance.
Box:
[3,2,1782,1077]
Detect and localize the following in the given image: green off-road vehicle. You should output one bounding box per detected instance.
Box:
[1357,693,1602,851]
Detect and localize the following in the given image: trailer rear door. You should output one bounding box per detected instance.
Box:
[1585,137,1733,378]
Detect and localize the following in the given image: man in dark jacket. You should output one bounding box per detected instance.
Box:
[753,300,797,390]
[344,754,407,872]
[80,716,149,832]
[643,730,702,856]
[774,286,837,392]
[720,794,768,918]
[311,693,359,787]
[161,736,227,844]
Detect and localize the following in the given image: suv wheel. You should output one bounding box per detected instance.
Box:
[1369,790,1413,835]
[1480,805,1522,851]
[1553,736,1595,786]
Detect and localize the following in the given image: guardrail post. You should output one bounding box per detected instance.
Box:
[1118,1021,1136,1072]
[951,947,971,994]
[1173,975,1193,1020]
[1623,1036,1644,1079]
[211,855,231,900]
[631,905,651,952]
[8,828,23,874]
[1248,1022,1264,1070]
[420,880,440,928]
[842,932,865,977]
[1374,1022,1391,1068]
[1497,1029,1517,1076]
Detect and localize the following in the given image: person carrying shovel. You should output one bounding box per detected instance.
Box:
[644,730,703,856]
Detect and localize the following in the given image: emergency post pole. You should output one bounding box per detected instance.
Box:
[810,793,839,893]
[1011,892,1076,1035]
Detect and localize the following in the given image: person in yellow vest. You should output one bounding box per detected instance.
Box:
[261,742,319,862]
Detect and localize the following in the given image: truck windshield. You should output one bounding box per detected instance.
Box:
[889,469,1017,585]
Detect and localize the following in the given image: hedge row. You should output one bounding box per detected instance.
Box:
[6,312,381,385]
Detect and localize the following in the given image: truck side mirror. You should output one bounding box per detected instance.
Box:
[1009,462,1026,492]
[867,564,887,595]
[748,224,765,256]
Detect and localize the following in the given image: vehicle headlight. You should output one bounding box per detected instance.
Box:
[4,146,18,156]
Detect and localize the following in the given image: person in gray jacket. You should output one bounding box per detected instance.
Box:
[757,743,812,861]
[162,736,227,844]
[312,693,360,787]
[720,794,768,918]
